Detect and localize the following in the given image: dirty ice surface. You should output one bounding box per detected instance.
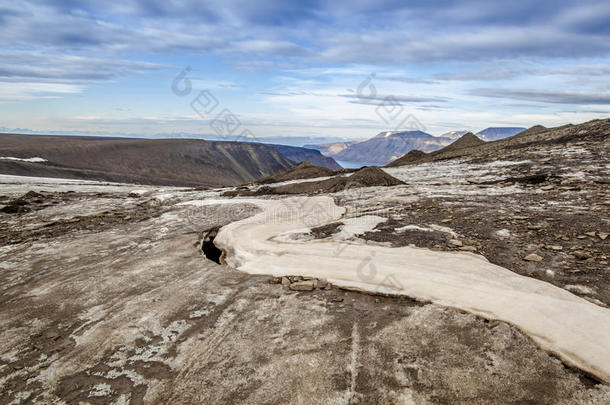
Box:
[0,156,48,163]
[0,174,194,197]
[213,195,610,384]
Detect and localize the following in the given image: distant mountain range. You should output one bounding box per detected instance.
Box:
[0,128,351,148]
[475,127,526,141]
[387,119,608,167]
[308,130,453,165]
[307,127,529,165]
[0,134,340,186]
[304,141,363,157]
[0,126,528,181]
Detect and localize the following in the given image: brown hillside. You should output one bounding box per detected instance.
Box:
[0,134,295,186]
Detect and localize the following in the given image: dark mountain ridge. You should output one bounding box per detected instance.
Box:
[0,133,297,187]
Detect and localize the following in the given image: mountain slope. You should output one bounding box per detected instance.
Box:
[440,132,485,151]
[476,127,526,141]
[0,134,296,186]
[387,119,610,167]
[386,132,485,167]
[331,131,452,165]
[268,144,342,170]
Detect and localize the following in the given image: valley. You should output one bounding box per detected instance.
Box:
[1,118,608,403]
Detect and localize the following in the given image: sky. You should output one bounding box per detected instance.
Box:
[1,0,610,141]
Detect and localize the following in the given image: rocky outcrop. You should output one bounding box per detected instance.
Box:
[225,166,404,196]
[258,162,335,184]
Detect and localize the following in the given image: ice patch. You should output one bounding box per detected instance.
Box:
[213,195,610,384]
[189,309,210,319]
[334,216,386,240]
[428,224,457,236]
[565,285,595,295]
[89,383,113,397]
[395,224,431,233]
[0,156,47,163]
[395,224,457,237]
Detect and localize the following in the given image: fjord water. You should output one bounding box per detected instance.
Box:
[336,160,379,169]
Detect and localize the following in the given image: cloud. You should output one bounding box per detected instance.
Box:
[378,76,437,84]
[341,94,450,105]
[0,50,171,100]
[471,88,610,105]
[0,81,85,100]
[227,39,308,57]
[2,0,610,135]
[0,51,170,83]
[2,1,610,65]
[435,65,610,81]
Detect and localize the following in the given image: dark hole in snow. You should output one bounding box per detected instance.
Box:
[202,227,222,264]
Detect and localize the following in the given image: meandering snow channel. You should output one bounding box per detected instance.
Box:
[189,196,610,384]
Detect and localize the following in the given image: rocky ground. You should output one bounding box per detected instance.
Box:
[0,125,608,404]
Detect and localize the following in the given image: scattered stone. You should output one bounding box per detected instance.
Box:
[546,245,563,251]
[584,297,608,307]
[270,277,282,284]
[565,284,595,295]
[545,269,555,278]
[576,235,587,239]
[441,218,452,223]
[459,246,477,252]
[44,331,59,339]
[572,251,592,260]
[289,281,315,291]
[281,277,290,286]
[523,253,543,262]
[599,233,608,240]
[466,178,485,185]
[527,224,543,230]
[495,229,510,238]
[584,232,596,237]
[540,185,554,191]
[317,279,328,289]
[449,239,463,247]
